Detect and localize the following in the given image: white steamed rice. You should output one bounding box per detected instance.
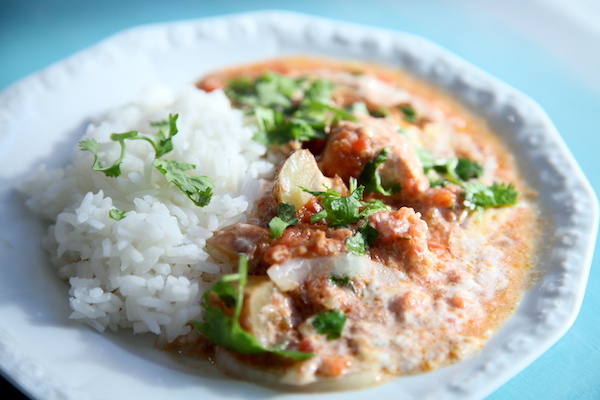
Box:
[20,86,275,342]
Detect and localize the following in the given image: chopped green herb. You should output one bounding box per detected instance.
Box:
[346,222,379,255]
[193,254,313,360]
[302,179,386,228]
[79,131,137,177]
[346,231,367,255]
[387,183,402,194]
[108,209,126,221]
[308,209,326,224]
[346,102,369,115]
[431,158,460,185]
[462,182,518,210]
[80,114,214,207]
[359,222,379,246]
[268,217,290,239]
[344,102,389,119]
[301,186,359,227]
[455,158,484,181]
[416,147,437,171]
[418,148,483,186]
[225,72,357,146]
[226,76,253,94]
[302,178,384,254]
[417,148,517,210]
[268,203,299,239]
[301,100,358,123]
[399,104,417,123]
[359,148,396,195]
[145,114,179,158]
[329,275,350,286]
[226,72,297,110]
[371,107,391,118]
[152,159,213,207]
[303,79,333,104]
[360,199,388,218]
[252,109,331,145]
[312,310,346,340]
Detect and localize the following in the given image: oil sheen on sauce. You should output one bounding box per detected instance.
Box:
[163,57,539,391]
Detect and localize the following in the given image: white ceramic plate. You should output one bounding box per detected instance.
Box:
[0,10,597,400]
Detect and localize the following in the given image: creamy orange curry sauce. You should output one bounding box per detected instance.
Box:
[168,58,538,390]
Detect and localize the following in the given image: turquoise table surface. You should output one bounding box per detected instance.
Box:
[1,1,599,399]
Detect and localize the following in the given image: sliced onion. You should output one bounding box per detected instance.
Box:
[266,258,314,291]
[267,254,396,292]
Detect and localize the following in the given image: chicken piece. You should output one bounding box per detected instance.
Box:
[368,208,438,276]
[207,223,270,260]
[319,115,429,198]
[261,224,353,267]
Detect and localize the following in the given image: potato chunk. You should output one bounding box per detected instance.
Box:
[273,149,331,210]
[239,276,294,348]
[273,149,334,210]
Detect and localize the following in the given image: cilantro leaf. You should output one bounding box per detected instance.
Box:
[346,222,379,255]
[275,202,297,222]
[417,148,517,210]
[360,148,393,195]
[323,187,364,227]
[252,109,327,145]
[79,131,137,177]
[416,147,436,171]
[303,184,363,227]
[310,209,328,223]
[152,159,213,207]
[301,100,358,124]
[147,113,179,158]
[268,203,299,239]
[312,310,346,340]
[108,209,126,221]
[417,150,460,186]
[285,117,324,142]
[345,102,390,118]
[357,198,388,219]
[255,73,295,110]
[371,106,391,118]
[346,231,367,254]
[79,115,179,176]
[226,72,297,110]
[329,275,350,286]
[193,254,313,360]
[399,104,417,123]
[254,102,354,145]
[268,217,291,239]
[303,79,333,104]
[80,114,214,208]
[303,179,387,228]
[359,222,379,245]
[346,102,369,115]
[225,72,356,146]
[455,158,483,181]
[417,148,484,187]
[302,178,385,255]
[462,182,518,210]
[224,76,256,106]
